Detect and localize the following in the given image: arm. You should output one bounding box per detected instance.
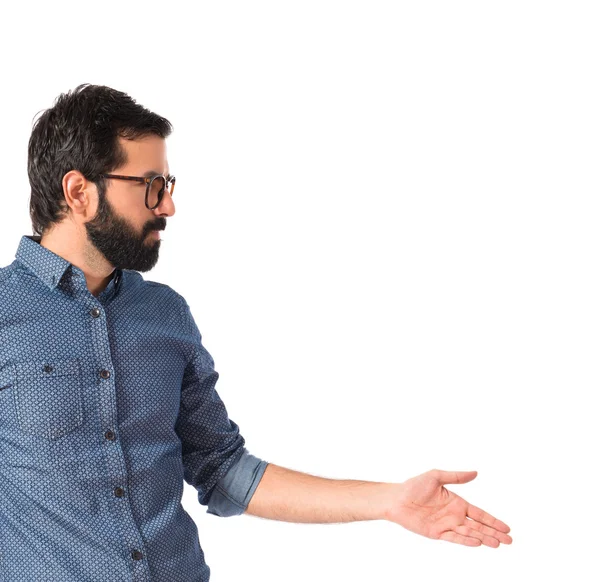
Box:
[176,294,265,514]
[245,462,394,523]
[246,464,513,548]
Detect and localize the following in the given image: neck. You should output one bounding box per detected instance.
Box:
[39,225,115,297]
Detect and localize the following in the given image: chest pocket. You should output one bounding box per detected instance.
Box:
[12,358,83,440]
[0,365,13,392]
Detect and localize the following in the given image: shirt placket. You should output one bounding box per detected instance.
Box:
[74,272,152,582]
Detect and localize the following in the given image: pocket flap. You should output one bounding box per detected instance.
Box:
[14,358,80,379]
[0,363,16,390]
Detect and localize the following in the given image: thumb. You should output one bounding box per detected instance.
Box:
[433,469,478,485]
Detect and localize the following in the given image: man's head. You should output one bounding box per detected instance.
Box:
[28,84,175,272]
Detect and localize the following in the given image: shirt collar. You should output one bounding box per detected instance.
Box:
[15,235,122,293]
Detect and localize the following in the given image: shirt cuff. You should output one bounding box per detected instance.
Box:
[206,449,269,517]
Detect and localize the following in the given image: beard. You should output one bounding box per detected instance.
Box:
[84,190,166,273]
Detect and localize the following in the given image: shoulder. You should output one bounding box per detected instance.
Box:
[0,262,17,290]
[131,272,188,310]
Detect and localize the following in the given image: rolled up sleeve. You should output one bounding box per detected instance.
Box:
[175,295,268,516]
[207,449,269,517]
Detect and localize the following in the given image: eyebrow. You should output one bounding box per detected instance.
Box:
[142,170,173,179]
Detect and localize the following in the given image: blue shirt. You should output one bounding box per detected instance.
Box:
[0,235,269,581]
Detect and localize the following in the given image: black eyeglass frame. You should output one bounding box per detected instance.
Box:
[100,173,176,210]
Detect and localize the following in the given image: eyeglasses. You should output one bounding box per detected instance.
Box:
[100,173,176,210]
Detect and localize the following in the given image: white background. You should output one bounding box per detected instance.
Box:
[1,1,598,580]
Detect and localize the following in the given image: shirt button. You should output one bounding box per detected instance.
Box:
[100,369,110,379]
[114,486,125,497]
[131,550,143,561]
[90,308,101,318]
[104,430,116,441]
[43,364,53,373]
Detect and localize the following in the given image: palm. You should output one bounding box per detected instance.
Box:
[385,469,512,548]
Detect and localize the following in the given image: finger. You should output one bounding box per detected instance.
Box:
[433,470,478,485]
[454,525,505,548]
[438,530,482,547]
[467,502,511,533]
[466,518,513,544]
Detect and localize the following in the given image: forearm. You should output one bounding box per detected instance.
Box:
[244,462,397,523]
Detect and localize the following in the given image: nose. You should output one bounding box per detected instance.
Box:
[154,189,175,217]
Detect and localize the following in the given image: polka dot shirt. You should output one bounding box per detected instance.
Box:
[0,235,268,581]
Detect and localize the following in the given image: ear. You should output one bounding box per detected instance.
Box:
[62,170,97,218]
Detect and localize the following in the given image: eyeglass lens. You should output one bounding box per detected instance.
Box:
[147,176,173,209]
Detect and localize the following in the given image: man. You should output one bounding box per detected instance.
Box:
[0,84,512,581]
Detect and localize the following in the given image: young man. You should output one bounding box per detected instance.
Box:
[0,84,512,581]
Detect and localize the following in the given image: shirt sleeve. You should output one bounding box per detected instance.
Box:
[206,448,269,517]
[175,294,269,517]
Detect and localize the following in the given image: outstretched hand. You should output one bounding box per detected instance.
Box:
[384,469,512,548]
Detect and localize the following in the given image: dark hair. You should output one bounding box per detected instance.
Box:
[27,83,173,235]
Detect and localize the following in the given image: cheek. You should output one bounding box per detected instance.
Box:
[116,193,146,222]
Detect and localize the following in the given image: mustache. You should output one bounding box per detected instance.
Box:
[147,220,167,233]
